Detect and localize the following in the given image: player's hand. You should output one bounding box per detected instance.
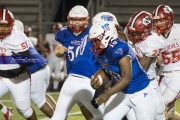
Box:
[11,51,21,56]
[91,75,103,89]
[55,44,67,58]
[94,92,111,105]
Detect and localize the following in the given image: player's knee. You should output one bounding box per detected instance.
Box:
[154,99,165,113]
[77,102,83,107]
[35,99,46,109]
[18,107,33,118]
[31,94,46,109]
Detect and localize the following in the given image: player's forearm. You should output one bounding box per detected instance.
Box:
[106,77,130,96]
[139,56,153,72]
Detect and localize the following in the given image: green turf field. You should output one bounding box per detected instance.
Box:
[0,93,85,120]
[0,92,180,120]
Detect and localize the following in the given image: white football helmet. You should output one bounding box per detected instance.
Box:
[68,5,89,18]
[92,12,121,32]
[89,21,118,54]
[14,19,24,32]
[67,5,89,33]
[92,12,118,25]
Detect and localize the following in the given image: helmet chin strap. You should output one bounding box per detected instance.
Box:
[162,28,171,38]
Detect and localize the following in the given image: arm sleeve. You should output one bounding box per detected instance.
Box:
[55,26,68,43]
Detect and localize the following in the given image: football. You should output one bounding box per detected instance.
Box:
[91,69,109,89]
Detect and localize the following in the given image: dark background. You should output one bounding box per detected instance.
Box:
[54,0,127,29]
[54,0,88,23]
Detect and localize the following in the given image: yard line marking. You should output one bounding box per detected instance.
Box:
[40,118,49,120]
[68,111,82,116]
[39,111,82,120]
[47,92,59,95]
[0,100,13,102]
[0,92,59,102]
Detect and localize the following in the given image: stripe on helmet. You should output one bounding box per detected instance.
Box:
[155,5,161,17]
[2,9,6,21]
[130,11,146,28]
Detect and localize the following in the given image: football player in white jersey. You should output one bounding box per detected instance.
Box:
[45,23,66,92]
[125,11,166,120]
[0,19,57,119]
[152,4,180,120]
[0,9,37,120]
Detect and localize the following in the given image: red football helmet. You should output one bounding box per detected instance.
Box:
[0,9,14,39]
[67,5,89,33]
[126,11,152,44]
[152,5,174,35]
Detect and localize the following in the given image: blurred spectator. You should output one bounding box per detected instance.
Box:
[45,23,67,92]
[24,25,38,47]
[35,33,50,59]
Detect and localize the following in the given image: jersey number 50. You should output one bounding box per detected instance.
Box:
[68,46,81,61]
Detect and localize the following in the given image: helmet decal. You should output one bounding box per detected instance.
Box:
[101,23,110,31]
[92,12,119,25]
[142,16,151,26]
[164,6,172,14]
[101,15,114,22]
[130,11,147,28]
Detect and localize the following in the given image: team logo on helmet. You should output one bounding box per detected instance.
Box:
[101,23,110,31]
[163,6,171,14]
[101,15,114,22]
[142,16,151,26]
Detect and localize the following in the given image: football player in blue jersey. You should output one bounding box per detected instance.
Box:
[89,21,155,120]
[50,5,103,120]
[91,12,134,120]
